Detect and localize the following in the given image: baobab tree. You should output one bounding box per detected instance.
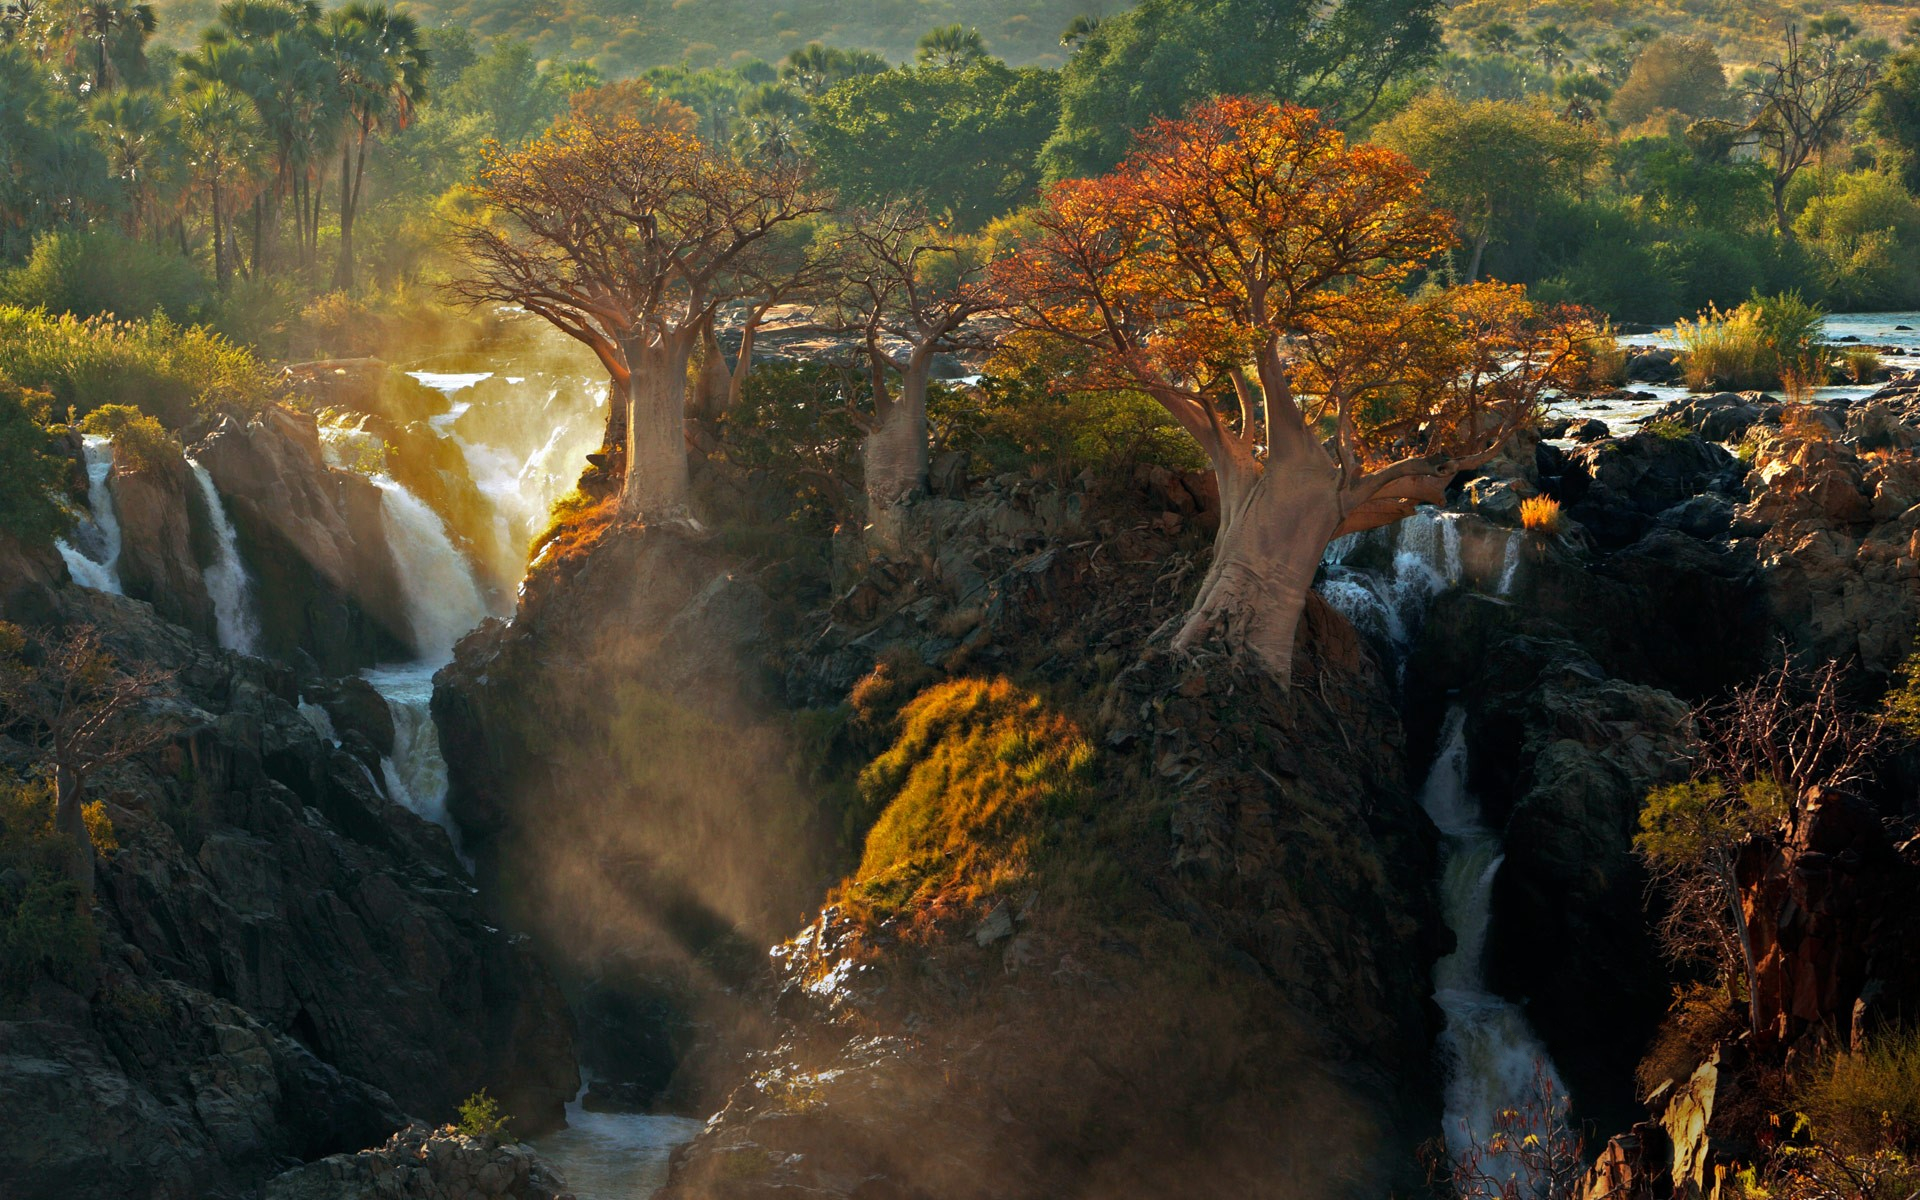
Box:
[450,116,829,519]
[999,97,1593,685]
[0,623,173,909]
[691,218,837,419]
[830,204,998,549]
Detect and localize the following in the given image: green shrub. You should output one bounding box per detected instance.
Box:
[78,405,180,473]
[1842,348,1884,384]
[932,365,1206,481]
[0,380,70,549]
[1799,1026,1920,1154]
[1670,291,1826,392]
[0,306,271,429]
[1793,171,1920,310]
[0,776,97,1000]
[456,1089,512,1141]
[2,230,213,323]
[842,677,1094,928]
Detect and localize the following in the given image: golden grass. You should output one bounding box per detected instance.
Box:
[1519,494,1564,535]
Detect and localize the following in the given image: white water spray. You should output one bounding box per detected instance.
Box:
[1317,508,1466,657]
[187,458,262,654]
[55,435,124,594]
[1420,707,1563,1162]
[373,479,491,665]
[361,662,470,869]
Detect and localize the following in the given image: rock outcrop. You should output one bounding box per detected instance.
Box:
[196,407,412,671]
[109,452,217,641]
[264,1125,574,1200]
[0,583,578,1198]
[440,472,1446,1200]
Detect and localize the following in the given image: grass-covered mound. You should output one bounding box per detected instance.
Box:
[838,677,1093,927]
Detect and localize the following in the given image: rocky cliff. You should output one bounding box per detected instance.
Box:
[0,573,577,1199]
[436,471,1449,1199]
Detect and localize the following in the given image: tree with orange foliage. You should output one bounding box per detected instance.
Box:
[566,79,699,136]
[450,118,829,520]
[999,97,1595,685]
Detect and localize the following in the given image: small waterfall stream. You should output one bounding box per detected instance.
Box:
[1316,512,1562,1172]
[373,477,493,663]
[55,435,124,594]
[1421,707,1563,1166]
[187,458,263,654]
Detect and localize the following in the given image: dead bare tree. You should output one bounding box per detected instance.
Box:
[0,622,174,908]
[1636,658,1886,1036]
[1431,1063,1588,1200]
[1742,24,1880,239]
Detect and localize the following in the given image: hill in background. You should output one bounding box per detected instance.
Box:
[150,0,1103,72]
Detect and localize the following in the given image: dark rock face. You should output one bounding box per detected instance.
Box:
[0,585,577,1199]
[196,408,412,672]
[658,613,1445,1200]
[1448,633,1691,1131]
[1740,791,1920,1050]
[1557,431,1743,548]
[1647,392,1774,444]
[110,453,217,641]
[438,472,1446,1200]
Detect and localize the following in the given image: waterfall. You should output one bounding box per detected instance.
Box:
[1496,532,1523,597]
[1317,508,1466,658]
[361,662,469,868]
[298,699,339,745]
[373,478,491,664]
[55,435,124,594]
[187,458,263,654]
[1420,706,1563,1164]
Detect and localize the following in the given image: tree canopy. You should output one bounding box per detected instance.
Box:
[1038,0,1445,179]
[808,60,1060,232]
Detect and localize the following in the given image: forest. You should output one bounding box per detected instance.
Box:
[6,0,1920,1198]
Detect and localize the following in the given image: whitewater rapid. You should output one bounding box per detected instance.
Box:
[188,457,263,654]
[1420,706,1564,1163]
[55,435,124,594]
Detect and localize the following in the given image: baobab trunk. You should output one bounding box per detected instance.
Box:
[619,339,694,521]
[54,766,94,913]
[691,320,730,419]
[862,357,931,553]
[1170,452,1345,689]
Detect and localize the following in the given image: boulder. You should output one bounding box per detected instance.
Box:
[1559,431,1741,548]
[264,1124,574,1200]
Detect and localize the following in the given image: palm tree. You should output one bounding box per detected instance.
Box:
[1059,14,1101,49]
[1532,24,1576,74]
[88,87,177,235]
[916,23,986,68]
[75,0,155,92]
[175,78,260,285]
[327,2,427,290]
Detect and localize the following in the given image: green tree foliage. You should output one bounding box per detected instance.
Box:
[1865,47,1920,193]
[1610,35,1733,127]
[455,1089,512,1140]
[0,381,69,550]
[0,305,269,427]
[1375,92,1604,281]
[3,229,213,321]
[0,44,115,259]
[77,403,180,470]
[809,61,1060,230]
[0,774,99,1002]
[1794,170,1920,309]
[1039,0,1444,179]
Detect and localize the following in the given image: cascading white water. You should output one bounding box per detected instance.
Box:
[1420,706,1563,1163]
[298,699,339,745]
[1496,532,1523,597]
[373,478,492,664]
[1317,508,1465,657]
[55,435,124,594]
[532,1082,705,1200]
[361,662,468,867]
[187,458,263,654]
